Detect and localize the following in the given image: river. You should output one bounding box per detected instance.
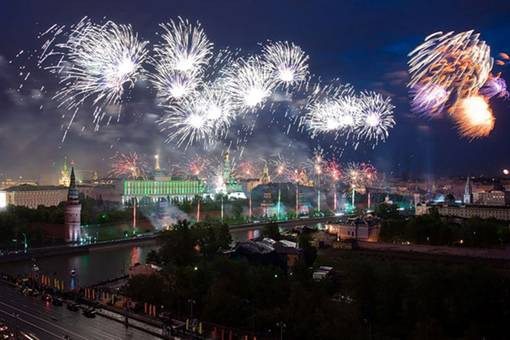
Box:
[0,228,262,287]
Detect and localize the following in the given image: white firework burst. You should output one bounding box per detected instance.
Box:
[307,94,361,135]
[224,56,276,111]
[355,91,395,144]
[262,41,309,87]
[44,17,148,128]
[154,17,213,74]
[159,83,236,147]
[151,67,200,102]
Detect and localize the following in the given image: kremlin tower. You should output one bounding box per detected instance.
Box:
[64,167,81,242]
[59,157,70,186]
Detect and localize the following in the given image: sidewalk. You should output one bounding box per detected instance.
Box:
[97,308,166,337]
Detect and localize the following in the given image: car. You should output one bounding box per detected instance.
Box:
[67,302,80,312]
[52,297,63,306]
[83,308,96,318]
[0,323,7,332]
[41,294,52,303]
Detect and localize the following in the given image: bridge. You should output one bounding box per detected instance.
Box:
[228,216,342,231]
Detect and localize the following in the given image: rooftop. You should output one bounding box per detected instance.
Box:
[3,184,67,192]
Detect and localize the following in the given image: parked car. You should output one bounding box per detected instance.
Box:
[52,297,63,306]
[67,302,80,312]
[83,308,96,318]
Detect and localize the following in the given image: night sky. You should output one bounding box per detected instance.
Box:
[1,0,510,183]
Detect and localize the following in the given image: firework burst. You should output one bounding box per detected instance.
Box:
[480,73,509,99]
[187,156,211,177]
[153,18,213,74]
[43,17,148,130]
[408,30,492,101]
[343,162,376,189]
[150,18,213,103]
[159,82,236,147]
[410,83,450,118]
[306,91,361,136]
[450,95,495,138]
[224,56,276,111]
[355,92,395,145]
[110,152,148,179]
[262,41,309,87]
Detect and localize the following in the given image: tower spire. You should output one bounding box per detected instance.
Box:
[261,161,270,184]
[154,154,161,171]
[463,176,472,204]
[68,167,79,202]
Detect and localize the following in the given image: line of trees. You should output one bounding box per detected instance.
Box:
[377,204,510,247]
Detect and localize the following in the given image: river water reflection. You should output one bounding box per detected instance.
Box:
[0,228,262,287]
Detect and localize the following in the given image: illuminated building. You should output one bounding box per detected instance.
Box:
[0,191,6,209]
[64,168,81,242]
[473,183,510,206]
[326,217,380,242]
[416,202,510,220]
[120,179,206,203]
[59,157,71,187]
[260,191,276,217]
[2,185,68,208]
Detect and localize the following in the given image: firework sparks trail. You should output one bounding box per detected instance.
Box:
[270,154,292,181]
[355,92,396,145]
[480,73,509,99]
[410,83,450,118]
[450,95,495,138]
[261,41,309,88]
[110,152,148,178]
[41,17,149,132]
[408,30,493,103]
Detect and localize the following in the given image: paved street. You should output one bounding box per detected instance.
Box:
[0,283,161,340]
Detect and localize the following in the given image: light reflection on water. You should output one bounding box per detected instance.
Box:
[0,228,259,287]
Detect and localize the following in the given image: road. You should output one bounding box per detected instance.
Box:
[0,283,160,340]
[229,216,341,231]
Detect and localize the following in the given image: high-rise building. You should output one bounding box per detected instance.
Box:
[64,168,81,242]
[463,176,472,204]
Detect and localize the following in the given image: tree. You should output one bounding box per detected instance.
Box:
[298,232,317,267]
[126,274,166,305]
[262,224,281,240]
[193,221,232,258]
[374,202,400,220]
[159,220,197,266]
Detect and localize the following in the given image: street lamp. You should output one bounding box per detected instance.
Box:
[187,299,196,319]
[276,321,286,340]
